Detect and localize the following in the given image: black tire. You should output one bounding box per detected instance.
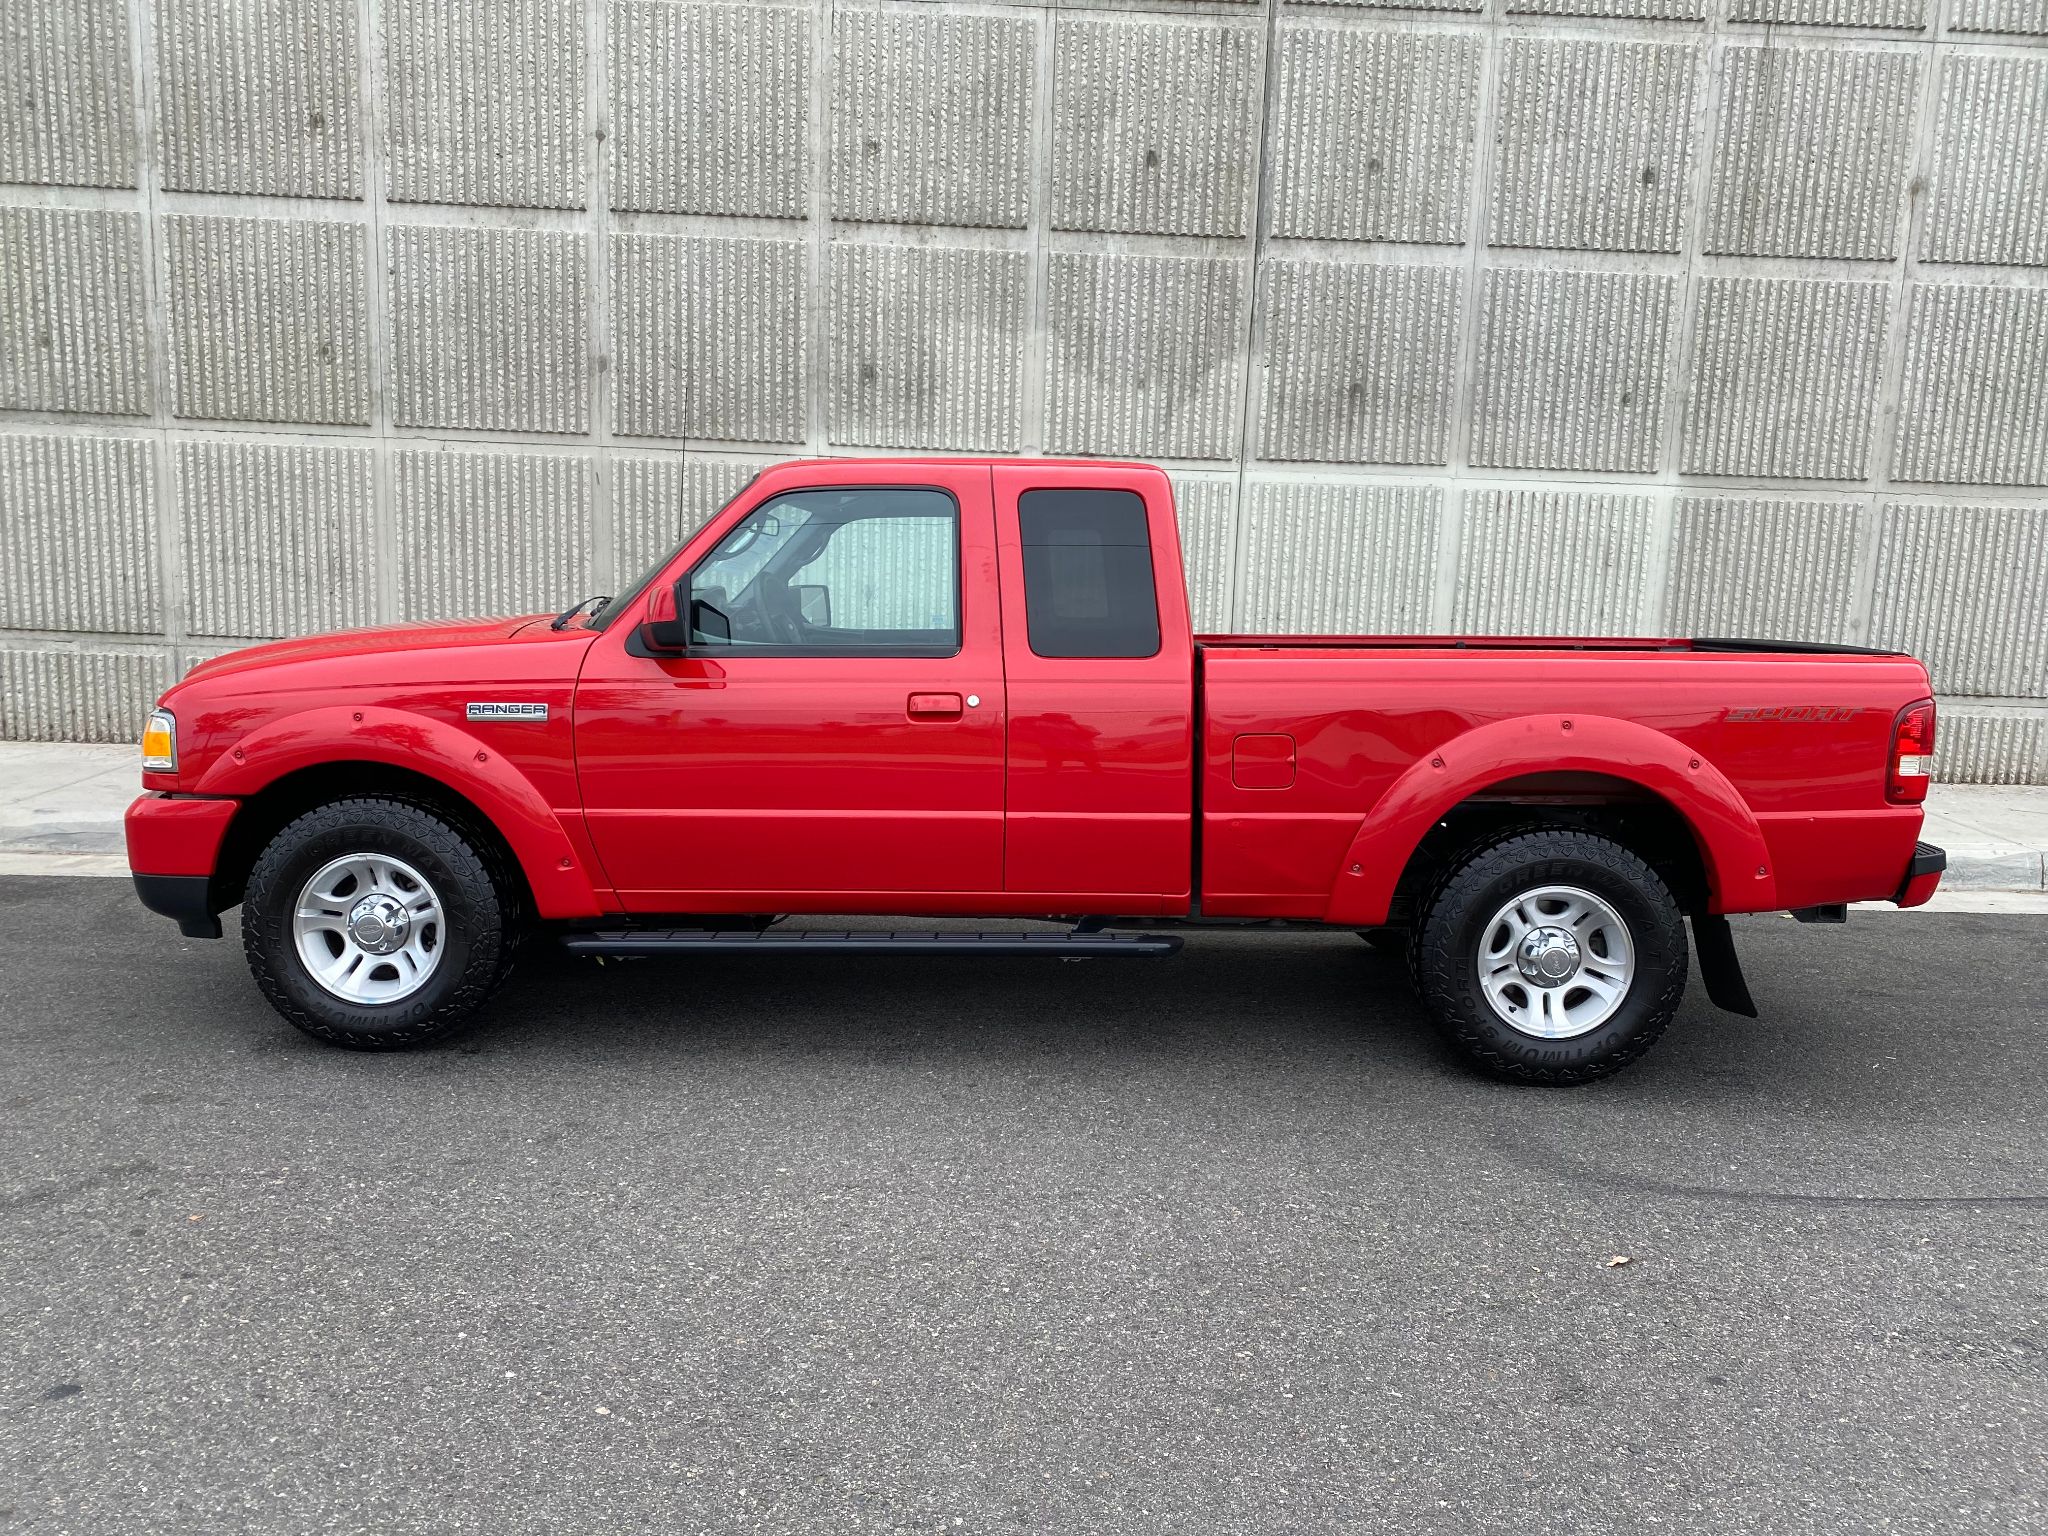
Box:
[241,797,518,1050]
[1414,827,1687,1085]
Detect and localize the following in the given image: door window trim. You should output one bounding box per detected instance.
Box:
[1012,484,1164,661]
[670,483,966,660]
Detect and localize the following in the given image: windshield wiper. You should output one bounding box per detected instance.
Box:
[550,595,610,631]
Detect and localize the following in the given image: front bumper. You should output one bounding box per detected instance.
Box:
[133,873,222,939]
[1894,841,1946,908]
[126,793,238,938]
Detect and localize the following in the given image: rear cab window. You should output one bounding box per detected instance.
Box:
[1015,488,1161,659]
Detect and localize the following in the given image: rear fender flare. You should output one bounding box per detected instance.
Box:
[190,704,606,919]
[1321,713,1777,926]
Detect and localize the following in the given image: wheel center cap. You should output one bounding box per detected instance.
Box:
[347,894,410,955]
[1516,925,1581,986]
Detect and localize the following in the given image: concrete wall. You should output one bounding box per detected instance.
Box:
[2,0,2046,781]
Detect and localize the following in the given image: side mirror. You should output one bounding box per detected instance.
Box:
[795,583,831,628]
[638,580,690,654]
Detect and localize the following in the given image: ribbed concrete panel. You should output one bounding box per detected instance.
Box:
[1922,55,2048,268]
[1286,0,1481,11]
[610,0,808,218]
[384,0,583,209]
[1895,285,2048,487]
[0,207,148,415]
[0,646,171,743]
[1471,269,1674,473]
[1269,28,1480,245]
[1509,0,1702,17]
[0,0,135,187]
[1933,712,2045,785]
[1240,482,1441,634]
[1949,0,2048,31]
[176,440,375,639]
[0,435,158,634]
[1664,496,1860,644]
[165,215,369,426]
[1455,489,1654,636]
[1730,0,1926,25]
[613,454,767,580]
[1707,46,1919,260]
[156,0,360,198]
[1171,475,1236,633]
[1870,504,2048,696]
[829,243,1025,452]
[396,450,593,620]
[1490,39,1699,255]
[388,226,588,435]
[831,11,1032,231]
[611,233,806,444]
[1257,260,1460,466]
[1045,252,1243,461]
[1682,277,1888,480]
[1051,18,1260,238]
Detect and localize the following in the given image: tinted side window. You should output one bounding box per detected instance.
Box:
[1017,489,1161,660]
[688,488,959,656]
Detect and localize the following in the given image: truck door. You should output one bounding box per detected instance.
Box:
[573,463,1007,912]
[991,465,1195,914]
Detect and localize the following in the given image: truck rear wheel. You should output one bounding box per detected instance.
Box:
[241,797,517,1050]
[1414,827,1687,1084]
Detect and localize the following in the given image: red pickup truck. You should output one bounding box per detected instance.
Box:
[126,457,1945,1082]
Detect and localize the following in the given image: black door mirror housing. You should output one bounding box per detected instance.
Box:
[637,579,691,653]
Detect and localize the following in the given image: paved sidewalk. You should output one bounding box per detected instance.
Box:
[3,739,2045,893]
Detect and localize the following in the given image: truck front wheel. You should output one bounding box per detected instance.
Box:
[241,797,517,1050]
[1414,828,1688,1084]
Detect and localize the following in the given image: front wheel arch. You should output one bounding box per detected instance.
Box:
[210,761,533,921]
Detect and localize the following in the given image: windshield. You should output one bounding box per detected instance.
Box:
[586,471,761,631]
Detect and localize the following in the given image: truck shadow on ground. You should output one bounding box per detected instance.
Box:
[482,927,1453,1076]
[8,880,2043,1211]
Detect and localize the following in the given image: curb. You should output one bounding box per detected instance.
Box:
[1938,846,2047,893]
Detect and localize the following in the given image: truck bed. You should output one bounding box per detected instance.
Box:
[1195,638,1932,921]
[1198,634,1900,656]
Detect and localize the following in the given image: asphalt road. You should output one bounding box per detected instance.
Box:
[2,876,2043,1535]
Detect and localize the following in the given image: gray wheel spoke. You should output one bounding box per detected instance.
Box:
[1475,884,1634,1041]
[293,852,446,1006]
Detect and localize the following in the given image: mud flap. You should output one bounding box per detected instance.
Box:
[1689,913,1758,1018]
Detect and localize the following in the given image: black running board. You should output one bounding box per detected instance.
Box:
[562,928,1183,958]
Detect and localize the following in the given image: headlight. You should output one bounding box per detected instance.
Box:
[141,708,177,773]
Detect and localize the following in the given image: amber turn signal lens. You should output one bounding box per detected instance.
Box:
[141,708,177,773]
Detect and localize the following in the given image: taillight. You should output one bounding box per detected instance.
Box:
[1887,698,1935,803]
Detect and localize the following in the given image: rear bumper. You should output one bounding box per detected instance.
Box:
[126,793,238,937]
[1894,841,1946,908]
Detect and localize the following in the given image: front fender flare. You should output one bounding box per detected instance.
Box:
[1321,713,1777,927]
[191,704,607,919]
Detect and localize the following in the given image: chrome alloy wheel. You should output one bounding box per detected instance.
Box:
[1475,884,1634,1040]
[292,853,446,1005]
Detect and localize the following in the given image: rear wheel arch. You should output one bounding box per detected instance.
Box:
[1384,775,1713,929]
[1323,715,1776,926]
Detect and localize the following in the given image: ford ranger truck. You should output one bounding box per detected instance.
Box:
[125,458,1946,1082]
